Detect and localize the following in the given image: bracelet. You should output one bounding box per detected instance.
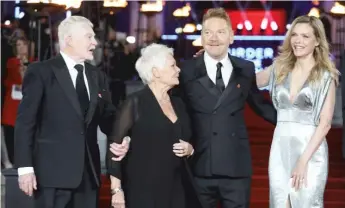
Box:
[111,187,123,195]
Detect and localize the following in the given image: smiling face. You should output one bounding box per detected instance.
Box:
[290,23,319,59]
[201,17,234,60]
[66,23,97,61]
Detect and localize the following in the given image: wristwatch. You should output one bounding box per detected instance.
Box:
[111,187,123,195]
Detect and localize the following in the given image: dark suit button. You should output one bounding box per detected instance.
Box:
[81,132,84,135]
[213,132,218,136]
[232,133,236,136]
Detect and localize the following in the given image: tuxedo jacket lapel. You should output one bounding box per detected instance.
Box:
[195,56,221,98]
[193,54,244,111]
[214,55,243,110]
[52,55,83,119]
[85,65,98,126]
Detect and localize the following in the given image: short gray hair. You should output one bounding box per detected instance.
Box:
[135,43,174,84]
[58,16,93,49]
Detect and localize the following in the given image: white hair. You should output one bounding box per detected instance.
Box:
[58,16,93,49]
[135,43,174,84]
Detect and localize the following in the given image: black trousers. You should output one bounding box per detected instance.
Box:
[194,176,251,208]
[34,161,98,208]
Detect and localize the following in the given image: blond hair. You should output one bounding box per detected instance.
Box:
[202,8,232,28]
[274,15,338,85]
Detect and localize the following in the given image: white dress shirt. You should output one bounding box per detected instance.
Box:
[18,51,90,176]
[204,52,233,87]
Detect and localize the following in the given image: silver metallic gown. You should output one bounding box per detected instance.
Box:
[268,69,331,208]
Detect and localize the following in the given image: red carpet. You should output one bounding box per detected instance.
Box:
[99,93,345,207]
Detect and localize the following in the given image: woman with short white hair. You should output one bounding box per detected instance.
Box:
[106,43,199,208]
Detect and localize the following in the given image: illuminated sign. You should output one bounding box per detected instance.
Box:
[229,47,274,73]
[227,10,287,35]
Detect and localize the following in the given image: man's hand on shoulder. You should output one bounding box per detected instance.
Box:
[193,48,204,58]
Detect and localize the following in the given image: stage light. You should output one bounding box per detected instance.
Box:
[244,20,252,31]
[237,23,244,30]
[161,35,178,40]
[183,23,196,33]
[103,0,128,8]
[173,3,191,17]
[140,0,163,13]
[64,0,82,9]
[330,2,345,15]
[286,24,291,30]
[126,36,136,44]
[4,20,11,26]
[19,12,25,19]
[192,37,202,47]
[270,21,278,31]
[175,27,183,34]
[196,24,202,31]
[308,7,320,18]
[260,18,268,30]
[27,0,82,10]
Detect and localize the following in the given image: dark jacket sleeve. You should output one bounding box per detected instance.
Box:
[14,63,44,168]
[106,96,136,180]
[246,62,277,125]
[175,97,192,143]
[97,70,117,135]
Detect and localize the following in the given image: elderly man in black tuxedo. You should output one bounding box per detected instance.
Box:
[14,16,128,208]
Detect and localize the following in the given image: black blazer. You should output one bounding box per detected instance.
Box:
[14,54,116,189]
[179,54,276,177]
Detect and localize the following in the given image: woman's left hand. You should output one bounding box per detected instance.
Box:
[291,157,308,191]
[173,140,194,157]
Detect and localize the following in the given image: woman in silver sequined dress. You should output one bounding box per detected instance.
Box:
[257,16,339,208]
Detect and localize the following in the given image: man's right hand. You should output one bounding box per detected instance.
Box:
[193,48,205,57]
[18,173,37,196]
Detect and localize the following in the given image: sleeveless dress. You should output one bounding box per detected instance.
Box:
[268,69,332,208]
